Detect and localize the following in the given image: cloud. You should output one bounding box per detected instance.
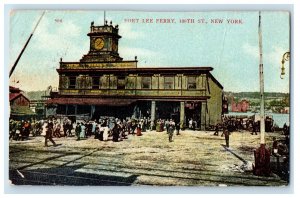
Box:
[265,46,289,70]
[242,43,258,59]
[118,23,145,40]
[9,58,60,91]
[119,46,160,64]
[34,17,82,55]
[242,42,289,69]
[9,14,86,91]
[241,42,289,92]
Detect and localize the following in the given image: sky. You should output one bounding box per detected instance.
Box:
[8,10,290,92]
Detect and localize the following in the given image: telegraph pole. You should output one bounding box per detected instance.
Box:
[253,11,271,176]
[258,11,265,145]
[9,11,45,78]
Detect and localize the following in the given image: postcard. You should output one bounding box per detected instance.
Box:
[8,10,290,187]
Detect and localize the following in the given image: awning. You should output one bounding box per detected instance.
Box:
[46,97,136,106]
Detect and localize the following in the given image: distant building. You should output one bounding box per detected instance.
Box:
[222,95,229,114]
[279,107,289,114]
[47,21,224,129]
[9,86,35,120]
[283,107,289,114]
[231,98,249,112]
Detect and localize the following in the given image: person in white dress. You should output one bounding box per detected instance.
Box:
[80,122,86,138]
[103,126,109,141]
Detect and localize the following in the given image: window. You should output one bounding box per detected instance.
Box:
[92,77,100,89]
[126,76,135,89]
[117,76,126,89]
[187,76,197,90]
[77,105,90,114]
[57,105,66,114]
[67,105,76,115]
[100,75,109,89]
[142,77,151,89]
[69,76,76,89]
[164,76,174,89]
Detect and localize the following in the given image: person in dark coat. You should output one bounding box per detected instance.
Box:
[112,125,119,142]
[63,118,68,137]
[45,120,57,147]
[9,120,17,141]
[168,120,175,142]
[251,122,258,135]
[23,121,31,138]
[213,124,220,136]
[224,127,230,148]
[131,121,137,135]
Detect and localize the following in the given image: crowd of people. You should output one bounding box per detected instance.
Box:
[218,115,275,134]
[9,119,44,141]
[9,115,290,180]
[9,116,186,145]
[155,119,179,142]
[9,115,289,148]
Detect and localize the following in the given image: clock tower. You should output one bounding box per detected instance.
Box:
[80,21,123,62]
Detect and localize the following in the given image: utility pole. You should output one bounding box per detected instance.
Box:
[258,11,265,145]
[9,11,45,78]
[253,11,271,176]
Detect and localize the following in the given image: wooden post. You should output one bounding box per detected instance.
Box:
[151,101,156,129]
[180,101,185,129]
[200,102,207,130]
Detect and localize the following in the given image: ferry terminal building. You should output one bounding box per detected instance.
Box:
[47,21,224,130]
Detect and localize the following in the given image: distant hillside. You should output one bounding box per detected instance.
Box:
[24,91,47,100]
[225,91,290,110]
[224,92,289,99]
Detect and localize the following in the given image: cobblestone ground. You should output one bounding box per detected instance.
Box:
[8,130,288,186]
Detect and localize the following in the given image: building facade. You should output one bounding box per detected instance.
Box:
[9,86,35,120]
[231,99,250,112]
[47,21,224,129]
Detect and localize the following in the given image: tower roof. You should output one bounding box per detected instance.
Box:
[87,21,121,38]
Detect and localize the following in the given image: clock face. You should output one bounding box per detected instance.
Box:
[94,38,104,50]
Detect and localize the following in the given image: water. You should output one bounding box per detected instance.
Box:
[228,112,289,127]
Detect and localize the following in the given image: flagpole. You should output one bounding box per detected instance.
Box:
[258,11,265,145]
[253,11,271,176]
[9,11,46,78]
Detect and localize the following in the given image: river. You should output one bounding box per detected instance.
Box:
[228,112,290,127]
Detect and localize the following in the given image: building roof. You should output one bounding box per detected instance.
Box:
[9,93,30,102]
[57,66,214,74]
[9,86,21,93]
[208,73,224,89]
[9,93,22,101]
